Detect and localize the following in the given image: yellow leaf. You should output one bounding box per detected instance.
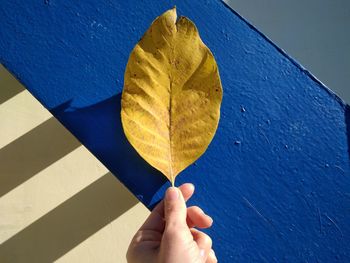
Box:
[121,7,223,186]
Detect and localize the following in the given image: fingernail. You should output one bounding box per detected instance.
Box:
[200,249,206,257]
[166,187,179,201]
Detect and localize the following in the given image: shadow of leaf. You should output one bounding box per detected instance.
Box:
[51,94,167,207]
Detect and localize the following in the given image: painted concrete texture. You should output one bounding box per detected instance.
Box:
[0,0,349,261]
[0,65,149,262]
[225,0,350,103]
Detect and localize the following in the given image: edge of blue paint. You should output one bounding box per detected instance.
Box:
[221,1,347,109]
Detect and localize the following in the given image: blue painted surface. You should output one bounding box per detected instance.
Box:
[1,0,349,261]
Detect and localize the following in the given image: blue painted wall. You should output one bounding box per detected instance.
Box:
[0,0,349,261]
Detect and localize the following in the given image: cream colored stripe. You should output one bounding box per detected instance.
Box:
[0,146,108,244]
[0,90,51,148]
[55,201,148,263]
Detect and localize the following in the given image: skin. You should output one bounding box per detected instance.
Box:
[127,183,217,263]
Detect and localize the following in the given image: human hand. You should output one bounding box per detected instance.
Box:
[127,183,217,263]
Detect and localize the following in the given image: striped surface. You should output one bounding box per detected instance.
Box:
[0,65,149,262]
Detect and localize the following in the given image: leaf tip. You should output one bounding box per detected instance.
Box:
[164,6,177,25]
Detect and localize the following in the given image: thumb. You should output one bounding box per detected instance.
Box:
[164,187,187,230]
